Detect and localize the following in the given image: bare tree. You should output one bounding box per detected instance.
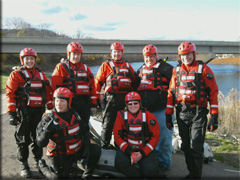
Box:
[76,28,85,39]
[4,17,32,29]
[37,23,50,30]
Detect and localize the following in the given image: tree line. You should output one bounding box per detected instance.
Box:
[1,17,94,39]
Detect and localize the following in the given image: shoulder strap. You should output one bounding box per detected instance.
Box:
[61,60,75,77]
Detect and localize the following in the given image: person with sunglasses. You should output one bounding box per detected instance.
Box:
[113,92,167,178]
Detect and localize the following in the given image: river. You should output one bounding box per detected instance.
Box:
[90,61,240,96]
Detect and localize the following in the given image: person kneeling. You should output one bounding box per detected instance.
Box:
[113,92,166,179]
[36,87,101,179]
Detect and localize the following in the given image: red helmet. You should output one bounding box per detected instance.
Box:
[125,91,142,107]
[178,41,196,60]
[142,44,158,58]
[19,48,37,65]
[67,42,83,59]
[110,42,124,54]
[53,87,73,107]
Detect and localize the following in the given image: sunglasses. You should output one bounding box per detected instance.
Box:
[127,102,139,106]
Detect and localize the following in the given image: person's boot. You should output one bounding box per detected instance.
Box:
[20,161,31,178]
[82,167,94,179]
[184,151,195,178]
[38,159,58,179]
[101,144,115,149]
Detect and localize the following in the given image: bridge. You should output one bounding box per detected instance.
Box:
[2,37,240,57]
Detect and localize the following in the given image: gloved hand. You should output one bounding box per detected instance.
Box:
[207,114,218,132]
[90,107,97,116]
[43,118,56,135]
[8,112,20,126]
[166,114,173,130]
[124,146,132,156]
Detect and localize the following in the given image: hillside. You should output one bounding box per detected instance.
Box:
[1,28,70,38]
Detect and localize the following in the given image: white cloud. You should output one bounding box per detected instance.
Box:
[2,0,240,41]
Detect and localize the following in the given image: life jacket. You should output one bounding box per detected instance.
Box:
[119,109,152,151]
[46,111,82,156]
[105,60,133,93]
[61,60,90,95]
[16,67,45,107]
[175,61,207,106]
[137,62,170,92]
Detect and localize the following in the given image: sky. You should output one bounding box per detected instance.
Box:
[2,0,240,41]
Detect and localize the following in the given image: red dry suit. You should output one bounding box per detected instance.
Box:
[6,66,53,113]
[94,59,136,98]
[51,60,97,105]
[113,108,160,156]
[165,60,218,116]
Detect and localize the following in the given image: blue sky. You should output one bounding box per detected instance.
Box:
[2,0,240,41]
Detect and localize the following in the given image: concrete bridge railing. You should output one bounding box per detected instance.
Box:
[2,37,240,56]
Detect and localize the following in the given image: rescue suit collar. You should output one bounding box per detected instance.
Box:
[112,59,123,64]
[69,61,82,68]
[55,109,72,124]
[128,109,141,117]
[183,59,197,71]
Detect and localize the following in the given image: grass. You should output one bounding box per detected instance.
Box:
[216,89,240,136]
[205,134,240,168]
[1,73,9,91]
[209,57,240,65]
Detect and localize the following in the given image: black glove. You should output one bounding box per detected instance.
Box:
[166,114,173,130]
[124,146,132,156]
[207,114,218,132]
[42,118,56,136]
[8,112,20,126]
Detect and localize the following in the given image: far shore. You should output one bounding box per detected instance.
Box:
[209,57,240,65]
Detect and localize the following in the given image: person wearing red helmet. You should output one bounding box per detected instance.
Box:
[5,48,53,178]
[113,92,167,178]
[134,44,174,171]
[36,87,101,179]
[51,42,97,126]
[95,42,136,149]
[165,42,219,179]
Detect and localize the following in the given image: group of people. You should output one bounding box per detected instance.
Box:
[6,40,219,179]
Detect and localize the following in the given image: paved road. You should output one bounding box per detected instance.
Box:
[1,94,240,179]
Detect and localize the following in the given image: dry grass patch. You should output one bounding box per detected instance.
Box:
[209,57,240,65]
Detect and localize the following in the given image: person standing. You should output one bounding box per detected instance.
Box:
[113,92,166,178]
[51,42,97,125]
[134,44,174,171]
[6,48,53,178]
[95,42,136,149]
[165,41,219,179]
[36,87,101,179]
